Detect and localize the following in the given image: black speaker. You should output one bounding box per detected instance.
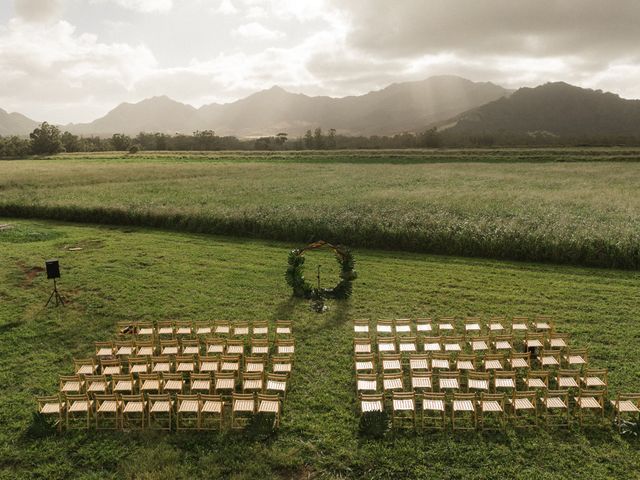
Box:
[45,259,60,279]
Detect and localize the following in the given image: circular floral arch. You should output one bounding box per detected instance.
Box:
[285,241,357,300]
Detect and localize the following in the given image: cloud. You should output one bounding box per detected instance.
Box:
[95,0,174,13]
[233,22,285,40]
[216,0,238,15]
[14,0,63,23]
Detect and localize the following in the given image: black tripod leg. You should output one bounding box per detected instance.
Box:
[45,289,57,307]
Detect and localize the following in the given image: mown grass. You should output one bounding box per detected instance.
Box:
[1,151,639,268]
[1,219,639,479]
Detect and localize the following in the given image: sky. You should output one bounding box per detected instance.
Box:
[1,0,640,124]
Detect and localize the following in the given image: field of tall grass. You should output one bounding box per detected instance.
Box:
[0,150,639,268]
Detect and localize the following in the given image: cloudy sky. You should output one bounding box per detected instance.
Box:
[1,0,640,124]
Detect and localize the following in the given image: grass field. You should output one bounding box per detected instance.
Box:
[1,219,639,479]
[1,150,639,269]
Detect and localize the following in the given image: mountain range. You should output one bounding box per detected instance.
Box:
[2,76,640,139]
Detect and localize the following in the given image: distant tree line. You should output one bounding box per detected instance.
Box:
[2,122,640,157]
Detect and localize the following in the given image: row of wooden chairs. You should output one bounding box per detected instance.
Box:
[361,389,617,430]
[356,369,608,395]
[71,354,293,379]
[37,392,281,431]
[117,320,292,338]
[95,337,295,358]
[355,351,590,375]
[355,316,555,336]
[355,333,572,354]
[60,371,290,398]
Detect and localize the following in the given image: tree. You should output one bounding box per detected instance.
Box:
[303,129,313,149]
[327,128,337,149]
[111,133,131,151]
[275,132,288,147]
[0,135,31,157]
[314,127,324,149]
[61,131,81,152]
[30,122,63,155]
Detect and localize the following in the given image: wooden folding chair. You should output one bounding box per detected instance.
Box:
[356,373,378,394]
[492,334,513,352]
[437,317,455,333]
[206,337,226,355]
[73,358,97,376]
[355,354,375,373]
[60,375,84,394]
[478,393,505,431]
[354,337,372,354]
[65,394,92,429]
[408,354,429,373]
[533,315,554,332]
[398,336,417,353]
[176,355,196,374]
[271,355,293,376]
[231,393,255,429]
[438,371,460,393]
[360,393,384,415]
[540,349,561,368]
[276,338,295,355]
[470,336,490,352]
[95,341,114,357]
[574,389,605,426]
[541,389,570,428]
[245,356,267,374]
[233,322,250,337]
[220,355,241,374]
[526,370,549,392]
[135,340,155,357]
[195,321,212,336]
[580,369,608,394]
[176,394,199,430]
[275,320,292,336]
[376,319,393,335]
[213,320,230,336]
[85,374,109,395]
[111,373,136,395]
[94,393,120,430]
[423,336,442,352]
[430,353,450,371]
[381,353,402,373]
[266,373,288,399]
[548,333,569,349]
[257,393,281,428]
[563,348,588,368]
[214,372,236,397]
[160,339,179,356]
[464,317,482,335]
[127,356,150,375]
[452,392,477,430]
[175,321,193,336]
[151,355,173,374]
[421,392,447,430]
[483,353,504,371]
[494,371,517,393]
[148,394,173,430]
[36,394,65,432]
[250,338,270,356]
[611,393,640,432]
[137,322,155,337]
[252,321,269,336]
[524,333,545,350]
[198,355,219,374]
[139,373,162,394]
[382,373,404,396]
[511,316,529,333]
[443,336,463,353]
[467,372,490,393]
[509,391,538,428]
[157,321,175,337]
[114,340,135,357]
[377,336,396,354]
[120,394,146,430]
[556,369,580,391]
[100,358,122,376]
[416,318,433,333]
[411,371,433,394]
[395,318,412,335]
[190,373,212,394]
[353,319,370,335]
[392,391,416,430]
[487,316,506,333]
[508,352,531,371]
[180,339,200,355]
[162,373,185,395]
[242,372,264,394]
[200,394,224,430]
[456,354,476,372]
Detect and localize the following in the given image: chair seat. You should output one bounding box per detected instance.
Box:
[378,344,395,352]
[252,347,269,355]
[495,379,515,389]
[77,365,94,375]
[484,360,503,370]
[158,328,173,335]
[191,380,211,391]
[234,400,254,412]
[137,347,153,356]
[177,328,192,335]
[164,380,183,391]
[196,327,212,335]
[227,346,244,355]
[550,339,567,348]
[468,379,489,391]
[116,347,133,356]
[472,341,488,351]
[258,400,280,413]
[453,400,474,412]
[69,400,91,412]
[123,402,144,413]
[356,361,373,371]
[41,403,62,414]
[541,356,559,366]
[457,361,474,370]
[424,343,441,351]
[431,360,449,369]
[200,361,218,372]
[525,340,543,348]
[141,380,160,391]
[383,378,403,390]
[465,324,481,332]
[354,325,369,333]
[383,360,401,371]
[357,380,377,391]
[535,322,551,330]
[216,379,235,390]
[439,324,454,331]
[567,355,586,365]
[273,363,292,373]
[444,344,461,352]
[510,359,529,369]
[488,323,504,331]
[177,363,194,372]
[130,364,148,374]
[178,400,199,413]
[410,359,428,370]
[183,347,200,355]
[114,381,133,392]
[96,348,112,356]
[399,343,417,352]
[480,400,502,412]
[139,328,154,335]
[244,380,262,390]
[221,362,239,371]
[152,364,170,373]
[208,346,224,354]
[278,346,294,354]
[202,400,222,413]
[354,345,371,353]
[151,401,172,413]
[416,325,432,332]
[62,382,82,392]
[495,341,511,350]
[376,325,392,334]
[276,327,291,334]
[423,399,445,411]
[544,397,567,409]
[246,363,264,373]
[396,325,411,333]
[411,377,432,389]
[611,400,640,413]
[393,399,415,411]
[440,378,459,390]
[88,382,107,392]
[558,378,579,388]
[575,397,601,409]
[582,377,605,387]
[511,398,534,410]
[98,401,118,412]
[215,326,230,334]
[512,324,528,331]
[162,347,178,355]
[527,379,547,389]
[361,400,383,412]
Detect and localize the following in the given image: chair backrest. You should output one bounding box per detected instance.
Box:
[245,355,266,368]
[73,358,96,374]
[190,372,212,382]
[438,317,456,327]
[176,355,196,366]
[139,372,160,382]
[231,392,255,409]
[215,371,236,382]
[510,351,531,366]
[151,356,173,367]
[439,370,460,381]
[243,372,263,385]
[484,353,504,364]
[512,390,536,401]
[176,394,200,407]
[395,318,411,332]
[527,370,549,386]
[252,321,269,334]
[584,368,608,384]
[214,320,230,334]
[577,389,604,405]
[162,372,183,383]
[147,393,171,406]
[453,392,477,401]
[275,320,292,334]
[180,339,200,351]
[392,391,415,402]
[557,369,580,380]
[37,394,63,411]
[95,341,114,354]
[545,389,568,403]
[100,358,122,373]
[495,370,516,381]
[415,318,433,330]
[233,322,249,335]
[480,392,505,406]
[457,354,476,367]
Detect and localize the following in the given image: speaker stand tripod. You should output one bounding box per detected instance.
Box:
[45,278,65,307]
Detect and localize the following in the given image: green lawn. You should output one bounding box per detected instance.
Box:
[1,151,639,268]
[1,219,639,479]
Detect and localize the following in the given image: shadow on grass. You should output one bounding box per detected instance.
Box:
[271,296,301,321]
